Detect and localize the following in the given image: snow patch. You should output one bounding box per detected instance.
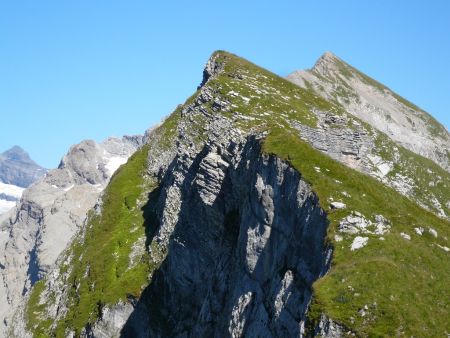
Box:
[0,199,16,214]
[106,157,128,176]
[0,182,24,214]
[0,182,24,199]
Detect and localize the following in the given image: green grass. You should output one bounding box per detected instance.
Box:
[26,280,53,337]
[206,51,348,132]
[56,145,155,336]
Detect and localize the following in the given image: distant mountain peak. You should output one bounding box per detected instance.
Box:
[287,52,450,171]
[311,51,353,77]
[0,146,46,188]
[316,50,339,63]
[2,145,33,163]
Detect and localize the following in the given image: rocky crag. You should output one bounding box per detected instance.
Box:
[7,52,450,338]
[0,136,142,337]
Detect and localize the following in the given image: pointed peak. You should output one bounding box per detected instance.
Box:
[314,51,341,67]
[319,51,339,61]
[5,145,25,153]
[199,50,253,88]
[199,51,227,88]
[2,145,31,162]
[312,51,354,77]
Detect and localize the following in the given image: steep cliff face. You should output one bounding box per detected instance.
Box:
[0,136,142,337]
[122,136,331,338]
[13,51,450,338]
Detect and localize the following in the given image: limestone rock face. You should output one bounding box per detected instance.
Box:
[0,136,142,337]
[287,52,450,172]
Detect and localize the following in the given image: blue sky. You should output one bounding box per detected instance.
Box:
[1,1,449,168]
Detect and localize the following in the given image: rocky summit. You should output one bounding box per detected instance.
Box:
[1,51,449,338]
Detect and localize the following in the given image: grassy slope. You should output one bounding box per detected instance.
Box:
[26,145,159,337]
[263,128,449,337]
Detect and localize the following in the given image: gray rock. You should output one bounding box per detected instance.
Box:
[314,314,346,337]
[287,53,450,220]
[22,96,334,337]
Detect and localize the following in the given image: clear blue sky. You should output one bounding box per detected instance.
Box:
[1,1,449,168]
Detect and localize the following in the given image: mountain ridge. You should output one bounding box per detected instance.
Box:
[3,51,450,337]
